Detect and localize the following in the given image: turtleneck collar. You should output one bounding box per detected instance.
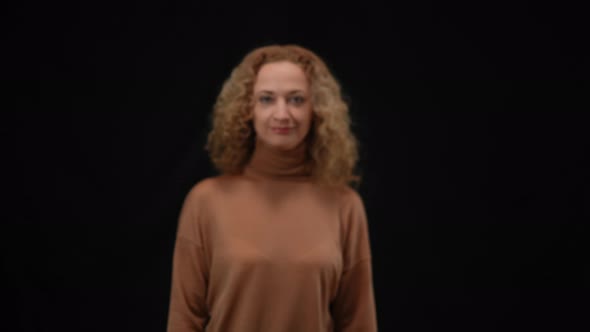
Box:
[243,137,312,181]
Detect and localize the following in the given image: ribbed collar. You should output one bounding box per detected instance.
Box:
[243,138,312,182]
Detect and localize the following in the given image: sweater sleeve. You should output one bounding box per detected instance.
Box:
[331,190,378,332]
[167,186,210,332]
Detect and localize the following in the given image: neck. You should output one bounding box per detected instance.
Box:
[243,138,312,181]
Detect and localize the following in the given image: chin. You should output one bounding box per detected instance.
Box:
[272,143,296,151]
[257,134,304,151]
[268,140,299,151]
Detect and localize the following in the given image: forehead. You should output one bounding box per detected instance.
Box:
[253,61,309,93]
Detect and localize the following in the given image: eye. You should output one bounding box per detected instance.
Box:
[289,96,305,105]
[259,95,273,104]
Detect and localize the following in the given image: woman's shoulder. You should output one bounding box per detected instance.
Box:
[339,185,363,206]
[316,183,363,207]
[184,174,242,199]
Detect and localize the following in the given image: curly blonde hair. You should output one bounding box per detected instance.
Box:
[205,44,361,188]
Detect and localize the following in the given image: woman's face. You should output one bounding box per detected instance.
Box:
[251,61,313,151]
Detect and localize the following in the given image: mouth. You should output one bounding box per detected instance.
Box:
[271,127,292,134]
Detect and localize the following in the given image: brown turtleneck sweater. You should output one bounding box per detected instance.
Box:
[166,139,378,332]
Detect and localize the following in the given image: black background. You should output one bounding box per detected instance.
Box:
[4,1,589,331]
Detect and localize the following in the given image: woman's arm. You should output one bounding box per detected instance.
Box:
[331,259,377,331]
[167,188,210,332]
[331,190,378,332]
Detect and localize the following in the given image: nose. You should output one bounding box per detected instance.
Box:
[272,98,292,122]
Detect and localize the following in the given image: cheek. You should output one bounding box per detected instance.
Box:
[301,109,314,133]
[252,108,268,131]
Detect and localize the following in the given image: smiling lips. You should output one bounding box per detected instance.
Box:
[272,127,292,134]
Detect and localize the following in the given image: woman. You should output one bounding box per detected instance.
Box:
[167,44,378,332]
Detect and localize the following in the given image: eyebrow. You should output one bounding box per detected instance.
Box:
[256,90,306,95]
